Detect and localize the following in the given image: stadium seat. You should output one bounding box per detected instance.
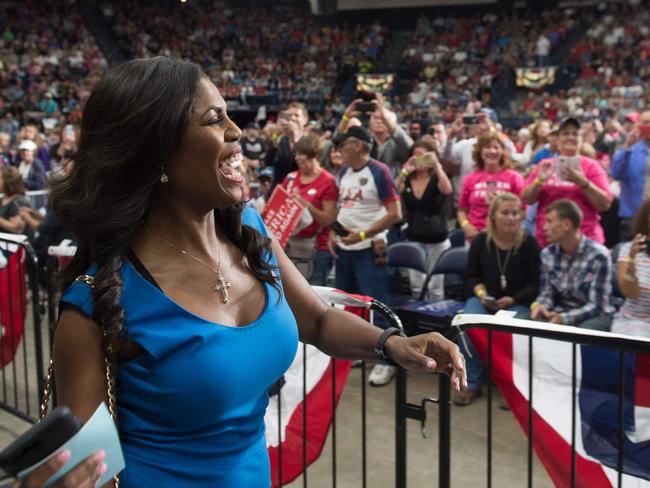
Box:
[448,229,465,248]
[386,242,427,308]
[395,247,469,336]
[387,242,427,274]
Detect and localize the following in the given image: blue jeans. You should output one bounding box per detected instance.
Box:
[311,249,334,286]
[335,245,389,329]
[459,297,529,390]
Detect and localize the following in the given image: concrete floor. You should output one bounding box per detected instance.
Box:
[284,367,553,488]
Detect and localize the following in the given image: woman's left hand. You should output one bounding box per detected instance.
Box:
[386,332,467,391]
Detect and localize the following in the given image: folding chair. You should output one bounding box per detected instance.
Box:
[394,247,469,336]
[386,242,427,308]
[448,228,465,248]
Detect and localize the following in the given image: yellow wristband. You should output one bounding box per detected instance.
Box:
[534,178,543,187]
[627,255,635,263]
[342,114,350,122]
[530,301,539,311]
[401,168,411,177]
[460,219,469,229]
[358,231,366,241]
[476,288,486,298]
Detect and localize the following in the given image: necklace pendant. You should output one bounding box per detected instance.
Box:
[214,272,231,304]
[500,274,507,290]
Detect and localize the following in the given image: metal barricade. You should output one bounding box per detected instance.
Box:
[274,286,405,487]
[0,233,46,423]
[436,313,650,488]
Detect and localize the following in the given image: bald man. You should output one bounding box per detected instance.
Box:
[611,110,650,241]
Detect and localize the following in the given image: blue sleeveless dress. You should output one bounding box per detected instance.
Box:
[60,208,299,487]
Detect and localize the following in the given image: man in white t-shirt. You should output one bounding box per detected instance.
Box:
[536,33,551,66]
[330,126,402,386]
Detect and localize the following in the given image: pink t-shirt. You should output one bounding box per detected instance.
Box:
[458,169,525,231]
[525,155,613,247]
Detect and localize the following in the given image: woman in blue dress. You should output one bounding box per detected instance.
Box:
[49,57,467,487]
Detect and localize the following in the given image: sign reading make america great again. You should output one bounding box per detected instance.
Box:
[262,185,304,248]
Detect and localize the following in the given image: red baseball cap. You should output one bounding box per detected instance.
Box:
[625,112,640,123]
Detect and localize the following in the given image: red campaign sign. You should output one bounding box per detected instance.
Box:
[262,185,304,248]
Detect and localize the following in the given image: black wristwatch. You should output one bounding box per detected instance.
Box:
[374,327,406,367]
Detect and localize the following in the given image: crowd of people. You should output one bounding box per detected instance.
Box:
[103,1,388,107]
[0,0,648,399]
[236,96,650,396]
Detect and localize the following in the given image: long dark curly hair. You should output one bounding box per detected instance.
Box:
[52,57,277,343]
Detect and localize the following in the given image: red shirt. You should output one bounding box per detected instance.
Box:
[281,170,338,250]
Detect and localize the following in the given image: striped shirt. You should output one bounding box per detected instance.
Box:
[617,242,650,320]
[537,235,614,325]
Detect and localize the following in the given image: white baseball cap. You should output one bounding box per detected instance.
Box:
[18,140,38,152]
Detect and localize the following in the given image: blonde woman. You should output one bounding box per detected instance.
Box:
[455,192,540,405]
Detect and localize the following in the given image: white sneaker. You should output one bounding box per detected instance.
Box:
[368,364,396,387]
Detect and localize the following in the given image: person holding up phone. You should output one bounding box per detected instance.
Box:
[336,93,414,176]
[396,141,453,299]
[522,117,613,247]
[456,193,540,406]
[610,111,650,242]
[612,199,650,338]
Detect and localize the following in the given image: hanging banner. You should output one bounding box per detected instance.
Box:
[356,73,394,94]
[516,67,557,89]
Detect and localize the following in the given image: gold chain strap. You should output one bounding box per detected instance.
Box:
[40,274,120,487]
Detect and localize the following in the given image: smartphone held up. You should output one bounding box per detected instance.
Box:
[413,152,439,169]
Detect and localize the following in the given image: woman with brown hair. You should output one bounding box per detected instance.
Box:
[457,131,525,241]
[281,133,338,281]
[0,167,28,234]
[521,119,551,166]
[613,199,650,338]
[397,140,453,299]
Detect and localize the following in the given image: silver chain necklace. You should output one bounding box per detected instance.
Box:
[495,245,513,290]
[143,227,231,304]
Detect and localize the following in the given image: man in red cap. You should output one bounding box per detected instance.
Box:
[408,122,422,141]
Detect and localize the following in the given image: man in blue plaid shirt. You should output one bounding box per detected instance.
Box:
[531,199,614,330]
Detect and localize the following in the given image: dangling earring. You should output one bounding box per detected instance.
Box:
[160,166,169,183]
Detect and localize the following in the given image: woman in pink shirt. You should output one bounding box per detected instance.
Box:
[521,117,612,247]
[458,131,525,241]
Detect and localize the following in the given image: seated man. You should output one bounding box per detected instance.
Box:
[531,199,614,330]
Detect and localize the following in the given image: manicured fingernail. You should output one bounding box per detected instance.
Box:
[98,463,107,475]
[95,450,106,462]
[426,360,435,369]
[57,449,71,463]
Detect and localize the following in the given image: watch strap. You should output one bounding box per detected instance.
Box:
[374,327,405,367]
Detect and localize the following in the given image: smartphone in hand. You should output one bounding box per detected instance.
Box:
[330,221,350,237]
[413,152,438,169]
[0,407,82,476]
[483,295,497,306]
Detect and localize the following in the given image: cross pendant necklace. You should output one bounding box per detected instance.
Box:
[143,226,232,304]
[214,272,231,304]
